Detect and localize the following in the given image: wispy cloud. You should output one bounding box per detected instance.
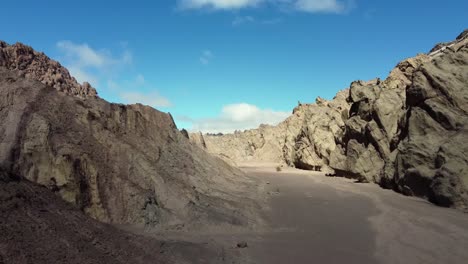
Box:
[56,40,132,86]
[200,50,214,65]
[120,91,172,108]
[294,0,346,13]
[108,74,172,108]
[188,103,290,133]
[178,0,353,14]
[179,0,262,10]
[56,41,171,109]
[66,65,99,86]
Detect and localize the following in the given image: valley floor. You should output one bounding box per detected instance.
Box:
[151,164,468,264]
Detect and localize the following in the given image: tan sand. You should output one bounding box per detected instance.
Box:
[241,163,468,264]
[139,163,468,263]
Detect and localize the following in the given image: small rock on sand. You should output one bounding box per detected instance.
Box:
[236,242,248,248]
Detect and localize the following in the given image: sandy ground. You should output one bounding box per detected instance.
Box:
[142,164,468,264]
[245,165,468,264]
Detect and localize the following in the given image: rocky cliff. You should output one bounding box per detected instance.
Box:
[331,30,468,210]
[191,30,468,210]
[191,90,350,173]
[0,41,262,230]
[0,41,97,97]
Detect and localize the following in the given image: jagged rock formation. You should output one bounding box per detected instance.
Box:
[330,30,468,210]
[191,30,468,210]
[0,41,97,98]
[329,54,432,182]
[430,29,468,53]
[190,90,350,173]
[285,90,350,172]
[0,41,262,230]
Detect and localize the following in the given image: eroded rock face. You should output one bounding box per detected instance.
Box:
[0,41,97,98]
[190,89,351,173]
[0,67,262,229]
[397,39,468,209]
[192,125,285,165]
[192,30,468,210]
[330,55,432,182]
[287,90,350,173]
[330,30,468,210]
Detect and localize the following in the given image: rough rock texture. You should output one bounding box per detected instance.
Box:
[430,29,468,53]
[0,65,262,229]
[329,54,432,182]
[190,90,350,173]
[192,31,468,210]
[0,169,216,264]
[330,30,468,210]
[286,90,350,173]
[194,125,286,165]
[0,41,97,98]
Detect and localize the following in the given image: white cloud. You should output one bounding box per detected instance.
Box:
[178,0,352,13]
[179,0,263,9]
[119,91,172,108]
[57,41,105,67]
[190,103,290,133]
[295,0,345,13]
[56,40,132,86]
[107,74,172,108]
[66,65,99,85]
[200,50,214,65]
[56,42,172,109]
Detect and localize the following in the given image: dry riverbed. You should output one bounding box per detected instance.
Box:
[139,164,468,264]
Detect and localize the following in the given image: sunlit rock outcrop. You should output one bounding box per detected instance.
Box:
[192,30,468,210]
[0,41,263,229]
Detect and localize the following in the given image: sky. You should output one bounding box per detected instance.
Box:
[2,0,467,133]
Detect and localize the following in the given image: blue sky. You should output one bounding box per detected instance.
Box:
[2,0,467,132]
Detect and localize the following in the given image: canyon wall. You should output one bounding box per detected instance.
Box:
[192,90,350,173]
[0,42,263,230]
[191,30,468,210]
